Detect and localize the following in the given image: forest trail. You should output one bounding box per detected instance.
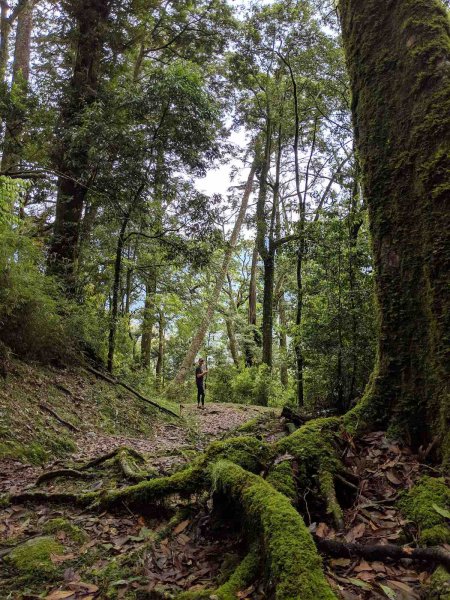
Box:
[0,402,275,495]
[1,395,448,600]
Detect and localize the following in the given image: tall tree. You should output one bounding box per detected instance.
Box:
[47,0,111,291]
[340,0,450,462]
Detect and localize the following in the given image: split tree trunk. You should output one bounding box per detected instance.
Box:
[170,158,257,389]
[48,0,110,292]
[340,0,450,461]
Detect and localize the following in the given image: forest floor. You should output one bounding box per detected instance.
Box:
[0,362,448,599]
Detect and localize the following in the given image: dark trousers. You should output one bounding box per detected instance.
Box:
[197,385,205,406]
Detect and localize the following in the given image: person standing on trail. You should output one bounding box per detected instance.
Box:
[195,358,208,409]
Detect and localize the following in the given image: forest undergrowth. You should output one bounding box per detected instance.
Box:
[0,360,449,600]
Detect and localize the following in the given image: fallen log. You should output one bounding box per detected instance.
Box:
[315,537,450,570]
[38,403,79,432]
[85,366,179,418]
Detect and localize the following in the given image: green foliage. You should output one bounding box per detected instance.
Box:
[209,364,294,407]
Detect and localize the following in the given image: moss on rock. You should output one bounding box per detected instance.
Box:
[399,476,450,545]
[43,517,87,543]
[7,536,63,575]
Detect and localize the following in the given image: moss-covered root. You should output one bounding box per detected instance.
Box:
[399,476,450,545]
[99,463,205,510]
[320,470,344,530]
[177,546,260,600]
[116,448,156,482]
[211,460,337,600]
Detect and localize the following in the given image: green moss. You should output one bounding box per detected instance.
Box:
[266,461,297,502]
[205,436,271,473]
[211,460,336,600]
[339,0,450,460]
[399,476,450,544]
[420,524,450,546]
[424,567,450,600]
[275,418,342,489]
[101,462,205,509]
[7,536,63,575]
[43,518,87,543]
[215,546,260,599]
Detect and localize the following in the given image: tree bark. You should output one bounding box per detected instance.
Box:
[340,0,450,461]
[1,1,33,174]
[279,291,288,387]
[245,243,259,367]
[141,269,157,369]
[47,0,110,292]
[170,157,257,389]
[155,311,165,389]
[107,215,129,373]
[0,1,11,89]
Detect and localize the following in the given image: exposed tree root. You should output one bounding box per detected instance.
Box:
[2,418,357,598]
[177,545,260,600]
[33,447,151,486]
[38,403,80,432]
[36,468,92,485]
[211,460,337,599]
[315,537,450,570]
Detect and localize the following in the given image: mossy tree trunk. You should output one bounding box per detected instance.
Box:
[340,0,450,461]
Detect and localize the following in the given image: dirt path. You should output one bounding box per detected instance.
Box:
[0,403,274,495]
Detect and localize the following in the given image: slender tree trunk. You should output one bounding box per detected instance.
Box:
[107,214,129,373]
[1,2,33,174]
[245,244,259,367]
[0,1,11,89]
[48,0,110,292]
[295,244,304,407]
[155,311,165,390]
[256,120,273,369]
[340,0,450,461]
[279,292,288,387]
[170,157,258,390]
[141,268,157,369]
[225,317,240,367]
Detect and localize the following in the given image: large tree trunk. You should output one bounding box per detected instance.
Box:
[340,0,450,462]
[170,158,257,390]
[1,1,33,174]
[47,0,110,292]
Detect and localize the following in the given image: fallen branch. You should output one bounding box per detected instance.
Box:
[315,537,450,570]
[85,366,179,418]
[38,403,80,432]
